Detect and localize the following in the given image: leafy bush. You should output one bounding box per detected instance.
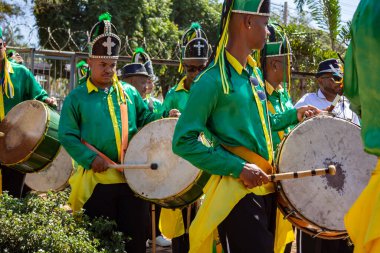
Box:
[0,190,125,253]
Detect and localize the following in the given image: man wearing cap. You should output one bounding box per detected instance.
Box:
[343,1,380,253]
[172,1,320,252]
[58,13,161,253]
[0,28,56,198]
[121,62,150,98]
[161,22,210,117]
[6,49,24,65]
[131,48,163,114]
[295,59,360,126]
[262,24,296,151]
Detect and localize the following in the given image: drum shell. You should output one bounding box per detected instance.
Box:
[0,101,61,173]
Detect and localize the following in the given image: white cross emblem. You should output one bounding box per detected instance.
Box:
[102,37,116,56]
[193,41,205,56]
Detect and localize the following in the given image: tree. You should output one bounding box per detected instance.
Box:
[0,0,24,22]
[294,0,341,51]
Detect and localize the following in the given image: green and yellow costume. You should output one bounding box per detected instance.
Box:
[344,1,380,252]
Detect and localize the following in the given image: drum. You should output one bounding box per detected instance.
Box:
[25,147,73,192]
[276,115,377,239]
[0,100,61,173]
[123,118,210,208]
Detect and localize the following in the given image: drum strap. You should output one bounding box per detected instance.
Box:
[81,140,122,172]
[222,144,274,174]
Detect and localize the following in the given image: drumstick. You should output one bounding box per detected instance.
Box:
[108,163,158,170]
[269,165,336,182]
[0,132,4,137]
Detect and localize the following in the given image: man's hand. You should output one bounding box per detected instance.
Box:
[91,156,109,173]
[169,109,181,118]
[296,105,321,122]
[239,163,269,189]
[44,97,58,107]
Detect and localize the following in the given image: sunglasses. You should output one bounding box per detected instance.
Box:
[184,65,205,73]
[249,76,266,101]
[321,75,343,84]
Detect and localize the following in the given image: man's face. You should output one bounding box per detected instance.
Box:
[88,58,117,85]
[318,73,343,96]
[183,60,207,84]
[269,56,293,83]
[247,15,270,50]
[146,78,154,95]
[123,75,149,98]
[0,39,6,61]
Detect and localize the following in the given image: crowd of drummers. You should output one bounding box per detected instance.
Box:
[1,1,380,253]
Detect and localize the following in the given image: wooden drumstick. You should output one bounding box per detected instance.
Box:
[269,165,336,182]
[108,163,158,170]
[0,132,4,137]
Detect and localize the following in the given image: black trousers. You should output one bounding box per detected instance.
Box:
[172,204,197,253]
[217,193,277,253]
[1,165,26,199]
[83,183,149,253]
[296,229,354,253]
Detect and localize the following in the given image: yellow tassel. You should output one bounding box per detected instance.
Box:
[2,53,15,98]
[178,61,184,74]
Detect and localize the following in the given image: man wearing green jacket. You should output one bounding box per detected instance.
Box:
[0,28,56,198]
[262,24,296,151]
[58,13,161,253]
[172,1,320,252]
[161,22,211,117]
[343,1,380,252]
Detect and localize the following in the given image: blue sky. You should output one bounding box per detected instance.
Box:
[5,0,361,47]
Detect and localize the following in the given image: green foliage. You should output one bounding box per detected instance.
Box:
[0,0,24,22]
[284,14,338,101]
[293,0,341,50]
[0,191,125,253]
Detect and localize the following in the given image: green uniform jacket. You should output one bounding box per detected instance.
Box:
[144,96,163,113]
[162,76,189,114]
[344,0,380,157]
[58,78,161,169]
[172,52,298,178]
[1,60,48,116]
[266,81,296,150]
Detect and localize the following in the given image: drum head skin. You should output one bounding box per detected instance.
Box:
[277,116,377,232]
[124,118,201,204]
[0,101,48,164]
[25,147,73,192]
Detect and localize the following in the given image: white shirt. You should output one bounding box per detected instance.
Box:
[294,89,361,126]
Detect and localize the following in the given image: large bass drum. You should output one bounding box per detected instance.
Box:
[0,100,60,173]
[25,147,73,192]
[123,118,210,208]
[276,115,377,239]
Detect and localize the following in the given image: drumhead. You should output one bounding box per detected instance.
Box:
[0,100,48,164]
[277,115,377,231]
[124,118,200,201]
[25,147,73,192]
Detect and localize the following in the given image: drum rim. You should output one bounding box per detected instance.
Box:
[0,100,56,165]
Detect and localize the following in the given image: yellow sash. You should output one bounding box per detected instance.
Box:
[189,146,294,253]
[345,159,380,253]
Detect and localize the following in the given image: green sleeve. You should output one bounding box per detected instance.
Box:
[134,90,162,128]
[161,91,174,117]
[269,108,298,132]
[24,67,49,101]
[58,95,98,170]
[172,76,246,178]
